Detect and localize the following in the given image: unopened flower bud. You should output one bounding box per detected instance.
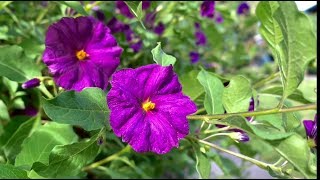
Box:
[22,78,40,89]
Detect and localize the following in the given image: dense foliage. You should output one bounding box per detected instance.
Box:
[0,1,317,179]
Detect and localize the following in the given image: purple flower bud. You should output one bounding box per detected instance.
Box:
[237,2,250,15]
[116,1,134,19]
[24,106,38,117]
[215,12,224,23]
[94,10,105,21]
[303,114,317,147]
[200,1,215,18]
[142,1,151,10]
[97,137,103,145]
[189,51,200,64]
[22,78,40,89]
[195,30,207,46]
[154,22,165,36]
[107,17,125,34]
[229,131,250,142]
[130,40,143,52]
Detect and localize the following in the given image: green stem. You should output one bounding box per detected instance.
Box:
[193,137,283,174]
[39,85,54,99]
[82,145,131,171]
[187,104,317,121]
[253,72,280,89]
[194,107,206,115]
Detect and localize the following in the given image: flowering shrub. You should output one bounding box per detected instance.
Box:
[0,1,317,179]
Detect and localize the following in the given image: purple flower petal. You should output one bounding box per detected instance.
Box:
[145,12,157,28]
[43,17,122,91]
[107,64,197,154]
[130,40,143,52]
[94,10,105,21]
[107,17,125,34]
[215,12,224,23]
[303,119,317,140]
[142,1,151,10]
[154,22,165,36]
[116,1,134,19]
[22,78,40,89]
[195,30,207,46]
[189,51,200,64]
[200,1,215,18]
[237,2,250,15]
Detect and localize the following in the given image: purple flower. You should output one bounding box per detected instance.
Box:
[189,51,200,64]
[303,114,317,147]
[237,2,250,15]
[194,22,201,30]
[200,1,215,18]
[154,22,165,36]
[142,1,151,10]
[246,97,255,122]
[116,1,134,19]
[107,64,197,154]
[23,106,38,117]
[43,17,123,91]
[107,17,126,34]
[130,40,143,53]
[215,12,224,23]
[94,10,105,21]
[22,78,40,89]
[229,131,250,142]
[195,30,207,46]
[145,12,157,29]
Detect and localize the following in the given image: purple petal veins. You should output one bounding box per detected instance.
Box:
[43,16,123,91]
[107,64,197,154]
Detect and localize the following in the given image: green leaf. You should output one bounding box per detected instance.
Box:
[222,76,252,113]
[2,77,18,98]
[151,42,177,66]
[270,134,315,178]
[42,88,109,131]
[192,143,211,179]
[0,45,41,82]
[27,170,45,179]
[197,69,224,114]
[32,133,101,178]
[15,122,78,169]
[0,164,29,179]
[60,1,88,16]
[125,1,146,29]
[0,116,28,147]
[2,116,40,163]
[256,1,282,49]
[0,100,9,121]
[260,86,314,104]
[180,70,204,101]
[220,116,293,140]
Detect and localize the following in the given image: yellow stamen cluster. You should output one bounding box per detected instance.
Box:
[142,98,155,112]
[76,49,88,60]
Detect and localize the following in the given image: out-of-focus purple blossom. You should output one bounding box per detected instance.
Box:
[200,1,215,18]
[145,12,157,29]
[194,22,201,30]
[124,26,136,42]
[189,51,200,64]
[195,31,207,46]
[94,10,105,21]
[246,97,256,122]
[116,1,134,19]
[154,22,165,36]
[237,2,250,15]
[130,40,143,52]
[23,106,38,117]
[303,114,317,147]
[22,78,40,89]
[215,12,224,23]
[107,17,126,34]
[41,1,48,7]
[142,1,151,10]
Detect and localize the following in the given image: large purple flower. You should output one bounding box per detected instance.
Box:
[200,1,215,18]
[107,64,197,154]
[116,1,134,19]
[237,2,250,15]
[43,17,123,91]
[303,114,317,147]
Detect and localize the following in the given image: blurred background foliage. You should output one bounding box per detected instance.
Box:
[0,1,317,179]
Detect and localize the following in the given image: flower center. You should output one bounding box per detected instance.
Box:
[142,98,155,112]
[76,49,89,61]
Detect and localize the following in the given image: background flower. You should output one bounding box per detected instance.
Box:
[237,2,250,15]
[200,1,215,18]
[43,17,123,91]
[107,64,197,154]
